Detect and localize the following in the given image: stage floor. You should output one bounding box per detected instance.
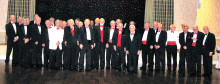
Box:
[0,61,219,84]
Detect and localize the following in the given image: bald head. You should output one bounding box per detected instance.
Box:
[10,15,16,23]
[203,26,209,34]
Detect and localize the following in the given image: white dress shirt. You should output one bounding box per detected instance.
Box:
[38,25,41,34]
[11,21,17,34]
[130,32,135,41]
[86,27,91,40]
[184,33,187,43]
[24,26,27,35]
[142,30,149,41]
[156,31,161,42]
[166,30,180,49]
[109,28,115,41]
[192,32,198,42]
[203,33,208,45]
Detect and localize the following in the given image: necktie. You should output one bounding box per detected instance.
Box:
[171,31,174,33]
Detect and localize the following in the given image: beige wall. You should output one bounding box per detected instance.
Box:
[0,0,8,44]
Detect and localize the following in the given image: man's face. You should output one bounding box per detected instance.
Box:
[84,20,90,26]
[18,17,23,23]
[36,18,41,24]
[55,20,60,27]
[10,15,15,22]
[110,22,116,27]
[79,22,83,27]
[90,21,94,26]
[23,19,27,25]
[62,22,67,28]
[171,25,176,31]
[75,20,79,25]
[144,23,150,29]
[203,27,209,34]
[153,22,157,29]
[100,19,105,24]
[46,22,50,27]
[130,22,134,25]
[193,26,198,33]
[183,27,189,32]
[130,26,135,32]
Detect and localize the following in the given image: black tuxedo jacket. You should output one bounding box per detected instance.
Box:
[155,31,167,48]
[140,28,155,46]
[203,32,216,55]
[63,26,80,48]
[106,27,117,44]
[112,29,127,48]
[94,25,108,44]
[5,22,19,43]
[18,25,31,44]
[190,31,204,54]
[79,26,95,45]
[31,24,47,45]
[126,31,142,52]
[179,32,193,51]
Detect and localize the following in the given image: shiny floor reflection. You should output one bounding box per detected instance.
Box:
[1,60,220,84]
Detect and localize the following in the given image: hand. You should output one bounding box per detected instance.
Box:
[183,46,187,49]
[177,49,180,53]
[137,50,141,55]
[77,40,79,45]
[80,44,83,49]
[150,45,153,49]
[106,44,109,48]
[91,45,94,49]
[94,43,96,47]
[157,45,160,49]
[42,43,45,47]
[56,42,60,46]
[192,37,197,41]
[64,41,67,46]
[126,51,129,54]
[13,36,18,42]
[113,46,116,51]
[209,52,213,56]
[24,39,29,43]
[35,41,38,45]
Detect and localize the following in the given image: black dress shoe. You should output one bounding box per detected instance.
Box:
[140,67,146,70]
[179,74,185,77]
[79,69,84,72]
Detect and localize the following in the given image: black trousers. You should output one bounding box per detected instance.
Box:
[127,50,138,73]
[155,47,165,71]
[44,44,50,67]
[19,43,30,67]
[91,45,95,69]
[64,44,77,69]
[79,44,92,70]
[115,47,126,70]
[106,43,116,68]
[203,52,213,76]
[179,49,189,74]
[75,45,80,68]
[49,47,62,69]
[94,43,105,69]
[141,45,153,69]
[31,44,42,66]
[166,45,177,71]
[5,42,19,65]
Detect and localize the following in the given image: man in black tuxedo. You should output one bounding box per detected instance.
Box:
[189,26,204,77]
[78,19,95,72]
[63,19,80,70]
[31,17,47,68]
[43,20,51,68]
[106,20,117,70]
[179,24,192,77]
[154,23,167,72]
[5,15,19,66]
[16,16,23,65]
[94,18,108,70]
[202,26,216,78]
[18,18,31,68]
[126,25,141,73]
[113,23,127,71]
[140,22,155,70]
